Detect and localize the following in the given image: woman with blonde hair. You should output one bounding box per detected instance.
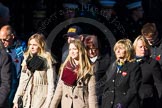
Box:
[50,39,98,108]
[13,33,56,108]
[102,39,141,108]
[133,35,162,108]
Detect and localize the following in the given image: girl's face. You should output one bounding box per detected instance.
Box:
[29,39,39,54]
[69,43,79,60]
[115,45,126,60]
[135,40,148,57]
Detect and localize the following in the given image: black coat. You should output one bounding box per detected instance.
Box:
[0,49,12,107]
[102,61,141,108]
[92,54,111,106]
[138,57,162,99]
[137,57,162,108]
[151,42,162,70]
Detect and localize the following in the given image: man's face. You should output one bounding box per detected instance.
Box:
[67,35,83,43]
[87,47,98,58]
[67,37,76,43]
[144,31,158,46]
[145,36,154,45]
[0,31,14,48]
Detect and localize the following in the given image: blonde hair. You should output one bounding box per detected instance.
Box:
[133,35,151,56]
[22,33,55,68]
[60,39,92,78]
[114,39,134,62]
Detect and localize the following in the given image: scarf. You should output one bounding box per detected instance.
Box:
[61,61,78,86]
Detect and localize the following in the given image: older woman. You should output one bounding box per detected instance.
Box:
[13,33,56,108]
[50,39,98,108]
[102,39,141,108]
[133,35,162,108]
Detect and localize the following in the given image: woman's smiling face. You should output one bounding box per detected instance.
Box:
[69,43,79,60]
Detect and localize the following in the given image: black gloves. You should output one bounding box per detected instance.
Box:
[26,55,47,73]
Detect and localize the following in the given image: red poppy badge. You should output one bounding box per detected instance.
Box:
[122,71,127,77]
[156,55,161,61]
[14,59,19,63]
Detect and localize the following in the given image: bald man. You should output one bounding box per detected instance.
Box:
[0,25,26,108]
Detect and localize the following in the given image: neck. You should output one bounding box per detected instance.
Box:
[73,59,79,66]
[117,58,126,63]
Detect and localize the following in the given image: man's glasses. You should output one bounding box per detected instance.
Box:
[0,38,10,42]
[87,48,98,52]
[0,34,12,42]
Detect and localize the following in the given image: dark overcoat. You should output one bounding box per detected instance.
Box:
[102,61,141,108]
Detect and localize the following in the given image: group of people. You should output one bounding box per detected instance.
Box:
[102,22,162,108]
[0,22,162,108]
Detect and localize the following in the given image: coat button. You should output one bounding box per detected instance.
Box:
[123,92,126,95]
[65,94,68,98]
[111,90,114,93]
[74,95,78,99]
[112,80,115,82]
[110,101,113,104]
[79,82,82,85]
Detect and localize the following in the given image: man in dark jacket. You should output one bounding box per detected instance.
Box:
[0,41,12,108]
[141,23,162,70]
[84,35,111,107]
[0,25,26,108]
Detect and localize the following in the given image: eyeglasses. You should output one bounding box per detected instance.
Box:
[0,34,12,42]
[87,48,98,52]
[0,38,10,42]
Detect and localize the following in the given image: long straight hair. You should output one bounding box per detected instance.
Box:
[60,39,93,78]
[22,33,55,68]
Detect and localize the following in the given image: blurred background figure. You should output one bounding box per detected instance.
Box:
[99,0,116,19]
[0,25,26,108]
[0,2,10,28]
[142,0,162,38]
[123,0,144,41]
[62,2,79,20]
[98,0,127,41]
[141,23,162,69]
[133,35,162,108]
[0,40,12,108]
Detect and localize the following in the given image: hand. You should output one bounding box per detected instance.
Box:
[13,103,18,108]
[115,103,123,108]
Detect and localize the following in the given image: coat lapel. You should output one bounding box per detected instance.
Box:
[105,61,117,82]
[115,63,129,85]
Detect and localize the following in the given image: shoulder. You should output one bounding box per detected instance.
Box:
[147,57,161,67]
[0,49,10,58]
[0,49,11,64]
[125,61,140,71]
[44,52,57,64]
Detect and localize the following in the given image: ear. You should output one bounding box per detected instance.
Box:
[79,35,84,41]
[11,34,15,39]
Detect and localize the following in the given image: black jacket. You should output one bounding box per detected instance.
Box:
[102,61,141,108]
[0,45,12,107]
[138,57,162,99]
